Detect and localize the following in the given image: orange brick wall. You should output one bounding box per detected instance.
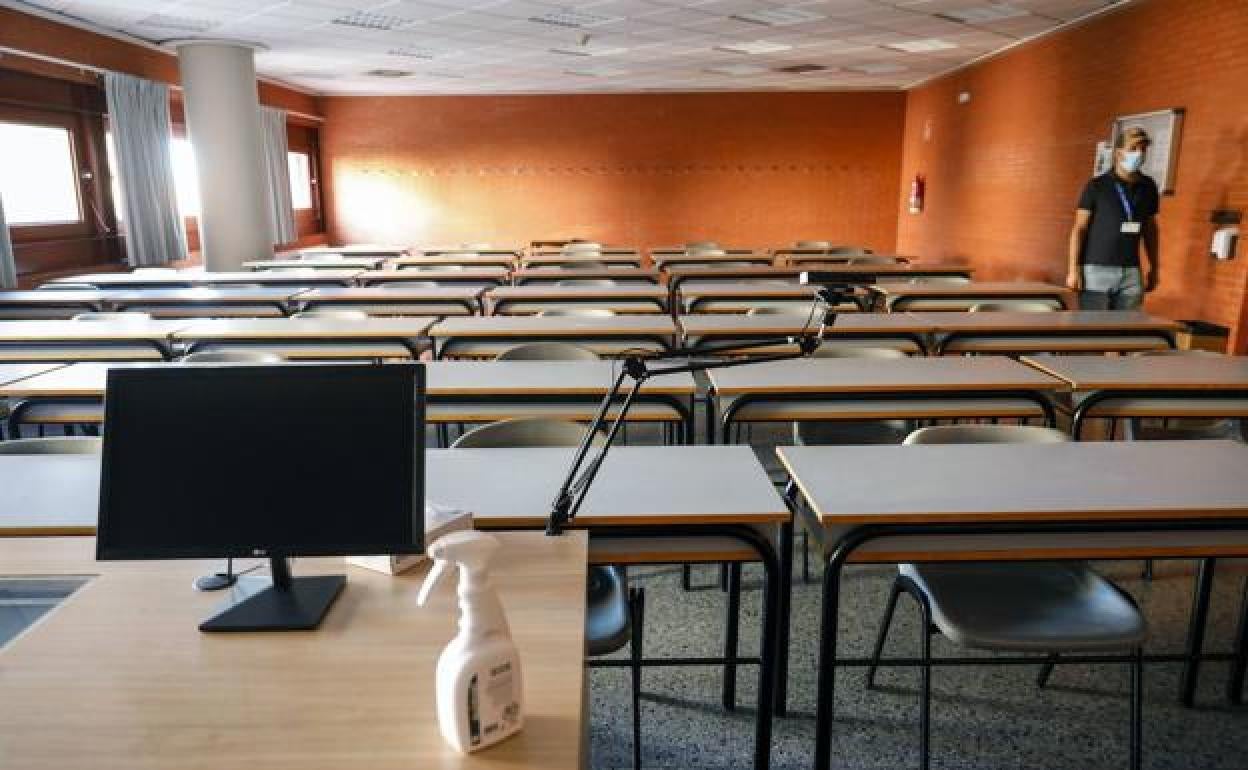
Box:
[897,0,1248,349]
[320,91,906,253]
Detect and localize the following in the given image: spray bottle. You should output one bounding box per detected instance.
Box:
[417,531,524,753]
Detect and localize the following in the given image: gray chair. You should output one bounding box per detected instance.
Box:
[795,240,832,249]
[72,311,152,322]
[970,300,1059,312]
[865,424,1146,770]
[181,350,286,364]
[795,347,912,446]
[0,436,102,454]
[549,261,608,270]
[451,419,644,769]
[536,307,616,318]
[556,279,618,287]
[905,275,972,285]
[292,309,370,321]
[496,342,599,361]
[686,247,727,257]
[1123,350,1242,441]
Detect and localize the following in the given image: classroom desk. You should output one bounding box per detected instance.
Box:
[101,287,299,318]
[1023,353,1248,437]
[242,257,386,270]
[49,270,363,289]
[429,316,678,358]
[358,268,511,288]
[0,319,185,362]
[677,282,823,313]
[706,356,1062,442]
[664,264,975,292]
[777,440,1248,770]
[870,281,1075,311]
[0,532,587,770]
[419,247,524,258]
[919,310,1178,354]
[172,317,435,359]
[294,287,483,316]
[521,253,644,268]
[777,252,912,266]
[298,244,410,256]
[0,362,64,388]
[0,290,107,319]
[652,252,774,269]
[392,255,519,269]
[678,313,936,354]
[485,286,669,315]
[511,267,661,285]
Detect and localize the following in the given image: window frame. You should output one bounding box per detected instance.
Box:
[1,106,93,242]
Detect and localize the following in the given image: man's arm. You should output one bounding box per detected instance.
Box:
[1142,217,1160,291]
[1067,208,1092,291]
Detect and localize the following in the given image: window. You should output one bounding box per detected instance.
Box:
[105,135,200,221]
[0,121,82,225]
[288,151,313,210]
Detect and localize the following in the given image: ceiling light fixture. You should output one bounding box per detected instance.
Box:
[714,40,793,55]
[332,11,416,31]
[388,48,436,60]
[528,10,618,29]
[136,13,219,33]
[882,38,958,53]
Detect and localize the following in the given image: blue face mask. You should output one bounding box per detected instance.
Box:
[1120,150,1145,173]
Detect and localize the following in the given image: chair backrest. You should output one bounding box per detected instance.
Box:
[830,246,871,255]
[537,307,617,318]
[410,264,465,272]
[442,251,480,258]
[181,350,286,364]
[848,255,897,265]
[747,304,812,316]
[451,418,603,448]
[460,243,492,250]
[812,345,908,359]
[72,311,152,322]
[377,280,439,289]
[903,424,1070,445]
[292,309,370,320]
[556,279,618,287]
[795,240,832,249]
[562,242,602,254]
[495,342,600,361]
[907,275,972,285]
[550,261,608,270]
[687,247,727,257]
[970,301,1059,313]
[1133,348,1224,358]
[685,241,719,250]
[0,437,103,455]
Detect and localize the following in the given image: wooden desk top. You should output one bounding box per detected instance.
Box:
[429,446,787,528]
[873,281,1071,297]
[0,532,587,769]
[419,247,523,257]
[299,244,410,256]
[359,269,510,284]
[100,287,302,303]
[678,283,821,299]
[392,255,518,267]
[54,271,363,287]
[243,258,385,270]
[665,267,802,281]
[0,319,186,342]
[488,286,669,301]
[914,310,1178,333]
[430,316,677,338]
[1023,353,1248,391]
[779,440,1248,526]
[781,253,910,264]
[0,290,106,305]
[654,253,773,265]
[0,362,64,387]
[679,312,937,336]
[0,361,156,398]
[426,360,695,396]
[172,317,436,341]
[296,287,484,302]
[707,356,1063,395]
[521,254,643,265]
[512,267,661,284]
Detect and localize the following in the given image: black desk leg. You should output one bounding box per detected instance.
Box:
[723,563,742,711]
[1180,557,1217,707]
[814,548,848,770]
[1229,575,1248,704]
[776,517,795,717]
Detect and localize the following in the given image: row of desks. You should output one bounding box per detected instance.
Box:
[0,311,1180,362]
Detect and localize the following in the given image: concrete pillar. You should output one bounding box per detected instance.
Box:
[175,41,271,271]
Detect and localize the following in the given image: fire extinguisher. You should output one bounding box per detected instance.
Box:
[908,174,925,214]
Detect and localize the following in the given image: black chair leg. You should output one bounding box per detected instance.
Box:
[1036,654,1058,688]
[722,563,742,711]
[1142,560,1154,581]
[1229,575,1248,705]
[867,578,903,689]
[1130,647,1143,770]
[629,586,646,770]
[719,562,728,592]
[681,564,692,591]
[917,594,933,770]
[1180,557,1217,707]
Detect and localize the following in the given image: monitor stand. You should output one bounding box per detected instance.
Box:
[199,557,345,632]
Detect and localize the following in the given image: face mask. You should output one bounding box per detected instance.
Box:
[1120,150,1145,173]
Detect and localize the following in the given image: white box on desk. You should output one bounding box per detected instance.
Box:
[347,503,473,575]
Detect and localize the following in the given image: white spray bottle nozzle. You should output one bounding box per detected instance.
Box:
[417,530,501,608]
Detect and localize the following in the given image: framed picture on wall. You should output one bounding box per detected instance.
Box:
[1112,108,1185,195]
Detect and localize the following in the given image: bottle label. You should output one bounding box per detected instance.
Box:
[466,654,522,749]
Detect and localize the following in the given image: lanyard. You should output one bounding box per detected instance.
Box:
[1114,182,1135,222]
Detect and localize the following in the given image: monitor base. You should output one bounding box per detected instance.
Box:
[199,565,345,632]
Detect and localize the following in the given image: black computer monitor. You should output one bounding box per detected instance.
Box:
[97,363,424,632]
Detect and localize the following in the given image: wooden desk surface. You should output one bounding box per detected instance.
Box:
[0,532,586,770]
[100,287,302,303]
[426,360,695,396]
[782,253,910,265]
[654,253,773,265]
[779,440,1248,526]
[0,362,64,388]
[0,290,106,305]
[0,319,187,342]
[359,269,510,285]
[488,286,669,301]
[708,356,1063,395]
[392,255,518,267]
[429,446,787,528]
[299,244,410,256]
[243,258,385,270]
[172,317,436,341]
[511,267,661,284]
[54,270,363,287]
[295,287,484,302]
[0,361,157,398]
[914,310,1178,333]
[419,247,523,257]
[430,316,677,338]
[521,254,643,266]
[678,283,821,300]
[873,281,1072,298]
[1023,353,1248,390]
[679,312,937,337]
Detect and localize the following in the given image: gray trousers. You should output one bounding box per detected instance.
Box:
[1081,265,1143,310]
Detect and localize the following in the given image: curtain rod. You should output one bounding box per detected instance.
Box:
[0,45,324,124]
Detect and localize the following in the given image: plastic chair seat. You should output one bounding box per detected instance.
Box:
[899,562,1147,652]
[586,566,631,655]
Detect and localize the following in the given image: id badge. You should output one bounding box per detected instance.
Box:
[1121,222,1142,234]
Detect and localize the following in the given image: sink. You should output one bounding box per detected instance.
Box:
[0,577,91,649]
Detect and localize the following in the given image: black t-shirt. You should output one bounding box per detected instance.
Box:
[1076,171,1160,267]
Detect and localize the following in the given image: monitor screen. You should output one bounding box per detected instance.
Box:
[97,363,423,561]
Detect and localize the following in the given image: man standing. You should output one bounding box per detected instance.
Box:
[1067,126,1160,309]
